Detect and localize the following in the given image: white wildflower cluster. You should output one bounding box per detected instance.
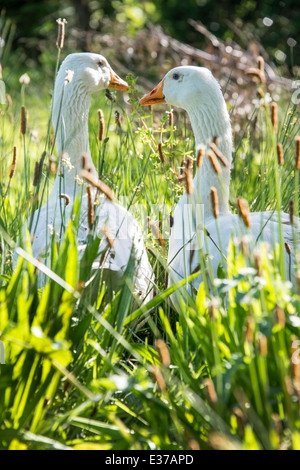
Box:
[19,73,30,85]
[61,151,74,171]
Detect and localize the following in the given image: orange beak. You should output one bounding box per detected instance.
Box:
[108,68,129,91]
[139,79,166,106]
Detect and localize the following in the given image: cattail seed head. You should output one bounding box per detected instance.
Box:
[289,199,294,225]
[275,305,285,327]
[237,197,251,228]
[20,105,26,135]
[82,152,88,170]
[167,109,173,127]
[259,334,268,356]
[210,142,229,167]
[185,165,194,195]
[158,143,165,163]
[271,102,278,133]
[86,185,94,228]
[33,160,42,186]
[246,317,254,343]
[295,137,300,171]
[102,224,114,248]
[196,147,204,167]
[245,67,266,84]
[155,339,170,366]
[276,142,284,166]
[148,217,166,248]
[210,186,219,218]
[254,251,262,276]
[150,365,166,391]
[56,18,67,49]
[59,193,71,206]
[204,378,218,404]
[81,169,115,200]
[9,146,17,179]
[207,150,221,174]
[285,241,292,256]
[97,109,105,141]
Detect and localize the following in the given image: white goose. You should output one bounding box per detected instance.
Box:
[140,66,298,302]
[14,53,153,302]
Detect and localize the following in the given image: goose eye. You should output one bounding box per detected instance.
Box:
[98,60,104,67]
[172,73,180,80]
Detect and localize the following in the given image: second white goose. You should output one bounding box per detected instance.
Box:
[140,66,298,302]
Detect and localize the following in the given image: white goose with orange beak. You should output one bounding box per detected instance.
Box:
[140,66,298,307]
[14,53,153,303]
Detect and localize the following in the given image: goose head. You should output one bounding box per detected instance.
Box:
[139,65,224,112]
[55,52,129,95]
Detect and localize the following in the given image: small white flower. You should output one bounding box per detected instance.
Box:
[74,174,83,185]
[48,224,54,235]
[19,73,30,85]
[61,151,74,171]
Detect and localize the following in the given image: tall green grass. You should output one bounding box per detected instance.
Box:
[0,27,300,449]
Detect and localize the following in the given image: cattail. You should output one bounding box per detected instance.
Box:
[102,224,114,248]
[155,339,170,366]
[56,18,67,49]
[210,186,219,218]
[204,378,218,404]
[33,160,42,186]
[114,110,121,128]
[97,109,105,141]
[150,365,166,391]
[82,153,88,170]
[246,317,254,343]
[276,142,284,166]
[158,143,165,163]
[196,147,204,167]
[275,305,285,327]
[105,89,116,102]
[289,199,294,225]
[59,193,71,206]
[86,185,94,228]
[9,146,17,179]
[237,197,251,228]
[167,109,174,127]
[295,137,300,170]
[148,217,166,248]
[210,142,229,167]
[207,150,221,174]
[285,241,292,256]
[188,439,200,451]
[254,251,262,276]
[81,169,115,201]
[233,407,246,433]
[20,105,26,135]
[245,67,266,84]
[185,165,194,194]
[257,55,265,72]
[259,334,268,356]
[271,102,278,133]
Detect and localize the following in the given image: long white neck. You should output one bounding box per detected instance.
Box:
[186,96,232,220]
[49,80,98,202]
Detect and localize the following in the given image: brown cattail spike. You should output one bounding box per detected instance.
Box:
[285,241,292,256]
[185,165,194,195]
[271,102,278,133]
[21,105,26,135]
[102,225,114,248]
[33,160,42,186]
[246,317,254,342]
[275,305,285,327]
[237,197,251,228]
[197,147,204,167]
[81,169,115,201]
[97,109,105,142]
[59,193,71,206]
[276,143,284,166]
[204,378,218,404]
[207,150,221,174]
[295,137,300,171]
[155,339,170,366]
[167,109,173,127]
[259,334,268,356]
[210,142,229,167]
[158,143,165,163]
[56,18,67,49]
[289,199,294,225]
[9,146,17,179]
[86,185,94,228]
[150,365,166,391]
[210,186,219,219]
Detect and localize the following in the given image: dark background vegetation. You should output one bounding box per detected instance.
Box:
[1,0,299,71]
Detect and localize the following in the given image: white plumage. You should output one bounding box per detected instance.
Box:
[14,53,153,302]
[140,66,298,303]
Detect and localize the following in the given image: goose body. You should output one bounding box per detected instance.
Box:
[14,53,153,302]
[140,66,297,301]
